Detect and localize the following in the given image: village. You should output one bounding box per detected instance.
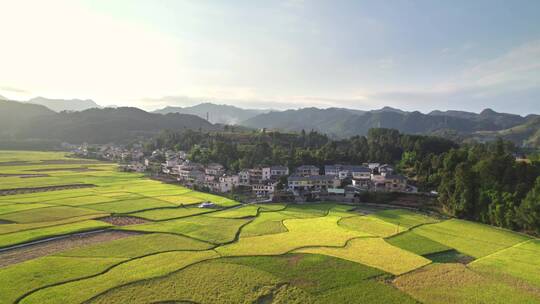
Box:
[73,143,413,203]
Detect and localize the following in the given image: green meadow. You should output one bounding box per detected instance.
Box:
[0,151,538,304]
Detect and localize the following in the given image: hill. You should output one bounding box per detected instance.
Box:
[471,116,540,148]
[153,103,268,124]
[242,107,531,138]
[0,100,216,144]
[27,97,102,112]
[242,107,511,137]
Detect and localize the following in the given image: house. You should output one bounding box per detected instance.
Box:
[288,175,340,191]
[205,163,225,176]
[218,174,240,193]
[378,164,394,176]
[351,167,371,180]
[295,165,320,177]
[262,166,289,180]
[383,174,407,192]
[238,170,250,186]
[252,180,278,197]
[248,168,263,185]
[325,165,369,180]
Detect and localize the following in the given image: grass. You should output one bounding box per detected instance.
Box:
[20,250,220,304]
[89,254,418,304]
[339,215,405,237]
[57,233,213,258]
[393,263,540,304]
[296,237,431,275]
[413,219,531,258]
[217,216,370,256]
[470,239,540,288]
[0,220,112,248]
[386,231,452,255]
[0,205,105,223]
[129,206,213,220]
[122,215,250,244]
[0,256,125,304]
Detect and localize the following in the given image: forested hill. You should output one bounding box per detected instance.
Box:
[0,100,216,144]
[241,107,532,140]
[153,103,268,125]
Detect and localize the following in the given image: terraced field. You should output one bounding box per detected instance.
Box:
[0,151,538,304]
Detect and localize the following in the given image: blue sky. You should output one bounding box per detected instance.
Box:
[0,0,539,114]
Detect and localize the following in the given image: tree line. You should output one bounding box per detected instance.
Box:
[144,128,540,235]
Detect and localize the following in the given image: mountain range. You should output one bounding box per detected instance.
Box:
[1,98,538,148]
[25,97,101,112]
[0,99,215,143]
[153,103,269,124]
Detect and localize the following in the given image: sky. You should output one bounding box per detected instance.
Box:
[0,0,539,114]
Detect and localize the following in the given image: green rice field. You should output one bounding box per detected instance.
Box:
[0,151,538,304]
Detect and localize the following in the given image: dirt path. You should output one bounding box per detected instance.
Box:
[0,230,139,268]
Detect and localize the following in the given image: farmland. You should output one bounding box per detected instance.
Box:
[0,151,539,304]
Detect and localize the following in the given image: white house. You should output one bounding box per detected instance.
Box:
[262,166,289,180]
[295,165,320,177]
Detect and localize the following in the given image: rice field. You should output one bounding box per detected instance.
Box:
[0,151,538,304]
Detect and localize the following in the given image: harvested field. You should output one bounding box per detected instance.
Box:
[0,161,30,166]
[0,184,96,196]
[0,230,137,267]
[38,159,101,165]
[98,216,148,226]
[28,167,100,172]
[0,174,49,178]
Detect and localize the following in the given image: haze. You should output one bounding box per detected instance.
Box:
[0,0,539,114]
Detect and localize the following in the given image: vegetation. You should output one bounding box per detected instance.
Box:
[413,219,530,258]
[296,238,431,275]
[1,151,539,304]
[394,263,540,304]
[386,231,451,255]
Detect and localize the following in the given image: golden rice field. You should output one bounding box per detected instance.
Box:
[0,151,538,304]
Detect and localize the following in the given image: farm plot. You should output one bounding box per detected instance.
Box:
[470,239,540,288]
[130,207,214,220]
[239,211,293,237]
[394,263,540,304]
[339,215,405,237]
[217,216,370,256]
[0,203,51,216]
[19,250,220,304]
[279,203,336,218]
[0,256,126,304]
[0,220,112,248]
[386,231,451,255]
[82,198,176,214]
[371,209,439,228]
[122,215,250,244]
[0,205,105,223]
[89,254,418,304]
[208,205,259,218]
[57,233,213,258]
[0,214,108,235]
[296,237,431,275]
[413,219,531,258]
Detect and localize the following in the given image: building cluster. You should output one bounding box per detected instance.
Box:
[73,143,410,200]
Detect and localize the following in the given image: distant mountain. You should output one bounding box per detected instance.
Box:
[471,116,540,148]
[27,97,101,112]
[0,100,55,137]
[429,108,526,129]
[0,100,216,143]
[242,106,529,138]
[154,103,269,124]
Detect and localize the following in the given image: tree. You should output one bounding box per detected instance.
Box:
[517,177,540,234]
